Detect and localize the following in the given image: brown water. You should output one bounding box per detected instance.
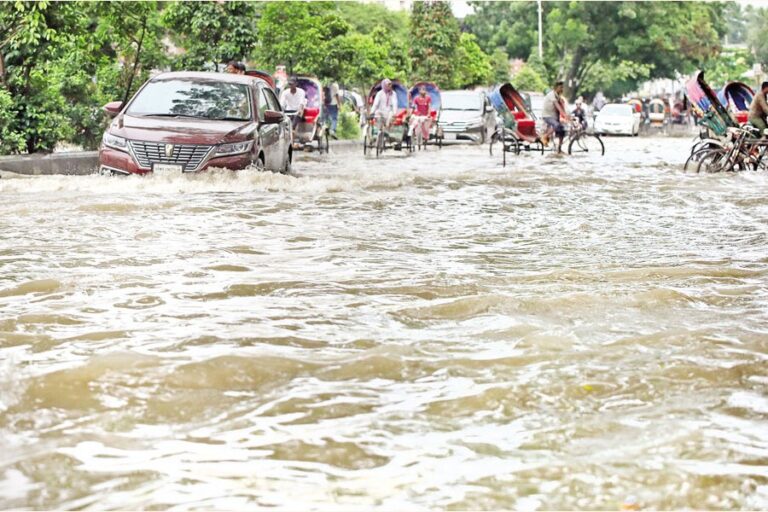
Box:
[1,138,767,510]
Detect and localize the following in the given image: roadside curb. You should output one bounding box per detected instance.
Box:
[0,140,363,177]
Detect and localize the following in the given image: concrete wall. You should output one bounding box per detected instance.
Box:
[0,140,361,177]
[0,152,99,176]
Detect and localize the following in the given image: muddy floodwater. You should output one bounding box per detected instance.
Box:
[1,137,767,510]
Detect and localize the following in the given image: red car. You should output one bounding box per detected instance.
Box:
[99,71,292,175]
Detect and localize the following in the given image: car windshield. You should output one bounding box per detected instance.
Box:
[442,93,482,111]
[127,79,251,121]
[600,104,631,116]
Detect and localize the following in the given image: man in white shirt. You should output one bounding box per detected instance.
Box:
[279,77,307,129]
[370,78,398,130]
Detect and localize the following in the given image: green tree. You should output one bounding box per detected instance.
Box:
[452,33,492,88]
[1,1,78,152]
[464,2,537,59]
[746,6,768,67]
[162,1,261,71]
[0,88,25,153]
[256,1,350,77]
[335,1,408,40]
[409,1,460,88]
[512,64,546,93]
[464,1,727,100]
[490,48,511,85]
[702,47,752,88]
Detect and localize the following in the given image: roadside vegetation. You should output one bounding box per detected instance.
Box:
[0,0,761,154]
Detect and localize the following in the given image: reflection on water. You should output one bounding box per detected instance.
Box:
[1,138,767,510]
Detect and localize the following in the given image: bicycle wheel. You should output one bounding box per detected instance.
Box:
[684,147,713,172]
[696,148,730,173]
[504,135,520,156]
[568,133,604,156]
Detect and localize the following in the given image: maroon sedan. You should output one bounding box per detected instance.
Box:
[99,71,292,175]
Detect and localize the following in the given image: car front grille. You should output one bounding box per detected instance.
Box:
[129,141,213,171]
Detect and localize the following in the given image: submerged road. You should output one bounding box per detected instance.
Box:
[1,138,767,509]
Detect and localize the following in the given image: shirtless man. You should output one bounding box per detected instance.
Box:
[748,81,768,132]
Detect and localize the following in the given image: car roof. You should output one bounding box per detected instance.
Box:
[150,71,265,86]
[443,89,481,94]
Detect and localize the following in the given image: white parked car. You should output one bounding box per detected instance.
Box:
[594,103,641,136]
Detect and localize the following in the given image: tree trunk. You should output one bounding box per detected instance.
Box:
[0,52,5,86]
[121,14,147,106]
[563,48,584,101]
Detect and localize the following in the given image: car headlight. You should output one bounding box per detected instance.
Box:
[102,132,127,152]
[215,141,253,156]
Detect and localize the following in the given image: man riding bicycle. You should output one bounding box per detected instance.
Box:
[279,77,307,132]
[748,81,768,133]
[409,85,432,143]
[371,78,398,132]
[541,80,570,153]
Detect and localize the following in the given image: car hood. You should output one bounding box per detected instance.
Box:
[439,109,484,124]
[108,114,257,144]
[596,115,633,124]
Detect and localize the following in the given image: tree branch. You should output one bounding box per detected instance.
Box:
[121,13,147,106]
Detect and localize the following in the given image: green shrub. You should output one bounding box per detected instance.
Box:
[0,89,26,155]
[337,108,361,140]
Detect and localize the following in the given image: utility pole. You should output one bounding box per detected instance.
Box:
[538,0,543,59]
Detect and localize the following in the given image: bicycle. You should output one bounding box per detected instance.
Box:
[566,120,604,156]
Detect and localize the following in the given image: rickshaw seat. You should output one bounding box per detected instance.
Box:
[517,119,536,137]
[736,112,748,124]
[394,109,408,126]
[304,107,320,124]
[513,112,527,120]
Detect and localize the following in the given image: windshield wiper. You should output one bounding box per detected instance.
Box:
[215,116,250,122]
[138,113,201,119]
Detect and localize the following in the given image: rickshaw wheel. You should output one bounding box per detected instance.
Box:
[505,136,520,156]
[363,134,369,155]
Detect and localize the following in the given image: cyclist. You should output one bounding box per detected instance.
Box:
[409,85,432,143]
[541,80,570,152]
[371,78,398,133]
[748,81,768,134]
[279,77,307,131]
[571,97,588,130]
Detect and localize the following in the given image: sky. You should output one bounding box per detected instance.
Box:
[451,0,473,18]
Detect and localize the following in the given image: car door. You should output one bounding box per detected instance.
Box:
[262,86,290,167]
[256,84,280,169]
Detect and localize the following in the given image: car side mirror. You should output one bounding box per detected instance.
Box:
[103,101,123,117]
[263,110,284,124]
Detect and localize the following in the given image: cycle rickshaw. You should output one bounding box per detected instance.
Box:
[288,75,329,153]
[363,79,412,157]
[408,81,444,150]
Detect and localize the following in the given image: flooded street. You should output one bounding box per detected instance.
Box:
[1,137,767,510]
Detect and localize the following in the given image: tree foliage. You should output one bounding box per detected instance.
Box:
[464,1,727,99]
[410,1,460,88]
[512,64,547,93]
[162,1,260,71]
[452,33,492,88]
[746,5,768,67]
